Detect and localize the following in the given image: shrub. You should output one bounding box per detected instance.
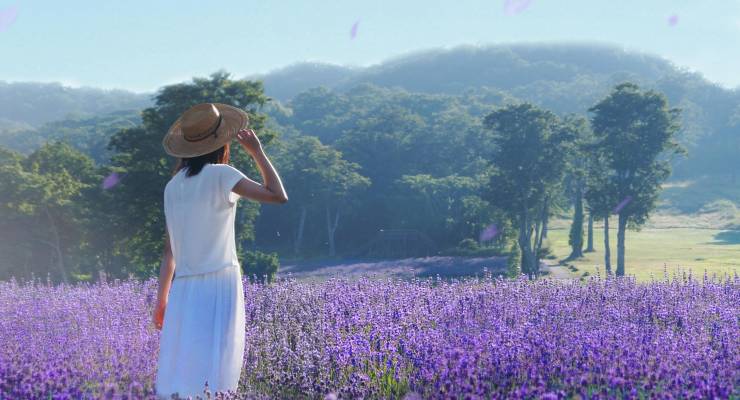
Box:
[242,250,280,283]
[457,238,479,251]
[506,242,521,278]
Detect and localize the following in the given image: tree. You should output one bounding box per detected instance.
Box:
[106,71,273,277]
[585,213,595,252]
[483,103,573,278]
[568,190,584,260]
[398,173,494,248]
[562,115,593,260]
[584,150,617,274]
[589,83,683,276]
[0,143,99,282]
[272,134,369,257]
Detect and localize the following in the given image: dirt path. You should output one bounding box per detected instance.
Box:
[540,260,578,280]
[279,256,509,281]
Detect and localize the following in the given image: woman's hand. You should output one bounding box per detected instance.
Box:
[236,129,263,156]
[153,301,166,330]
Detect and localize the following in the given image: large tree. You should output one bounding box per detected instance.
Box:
[105,71,273,277]
[584,150,618,274]
[483,103,573,278]
[270,134,369,257]
[0,143,99,282]
[562,115,593,261]
[589,83,683,276]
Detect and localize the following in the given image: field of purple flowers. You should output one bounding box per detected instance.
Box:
[0,272,738,399]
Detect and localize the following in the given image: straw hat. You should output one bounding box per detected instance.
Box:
[162,103,249,158]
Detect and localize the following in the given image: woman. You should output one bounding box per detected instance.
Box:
[152,103,288,398]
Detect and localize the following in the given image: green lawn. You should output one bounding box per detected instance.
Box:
[545,225,740,281]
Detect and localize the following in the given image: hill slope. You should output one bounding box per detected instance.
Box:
[0,81,152,127]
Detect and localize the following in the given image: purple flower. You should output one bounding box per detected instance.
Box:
[0,270,736,398]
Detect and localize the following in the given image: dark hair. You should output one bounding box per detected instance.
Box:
[172,143,230,177]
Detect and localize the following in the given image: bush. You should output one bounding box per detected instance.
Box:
[457,238,479,251]
[242,250,280,283]
[506,242,521,278]
[539,239,556,260]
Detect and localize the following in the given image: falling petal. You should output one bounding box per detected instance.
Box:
[350,20,360,39]
[503,0,533,15]
[0,5,18,32]
[479,224,500,242]
[612,195,633,214]
[667,14,679,26]
[102,172,122,190]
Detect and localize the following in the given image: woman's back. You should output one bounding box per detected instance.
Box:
[164,163,247,278]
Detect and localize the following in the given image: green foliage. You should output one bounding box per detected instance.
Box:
[506,242,521,278]
[457,238,479,251]
[483,103,574,277]
[539,239,556,260]
[242,250,280,283]
[105,71,273,277]
[0,81,151,127]
[259,85,496,257]
[0,143,101,282]
[567,192,584,259]
[263,133,369,256]
[588,82,684,276]
[0,111,141,163]
[399,174,494,247]
[2,53,722,282]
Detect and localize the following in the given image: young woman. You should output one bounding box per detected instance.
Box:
[152,103,288,398]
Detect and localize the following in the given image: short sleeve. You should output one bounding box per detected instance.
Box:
[219,164,248,205]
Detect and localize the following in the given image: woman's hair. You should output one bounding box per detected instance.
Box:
[172,143,230,177]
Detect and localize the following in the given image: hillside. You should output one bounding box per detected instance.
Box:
[2,43,738,211]
[0,81,151,127]
[253,44,739,210]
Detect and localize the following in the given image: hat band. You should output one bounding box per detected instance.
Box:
[183,114,223,142]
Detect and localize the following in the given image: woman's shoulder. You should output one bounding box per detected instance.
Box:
[164,169,185,190]
[208,163,244,175]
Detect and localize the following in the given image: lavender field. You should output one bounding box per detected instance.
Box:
[0,273,738,399]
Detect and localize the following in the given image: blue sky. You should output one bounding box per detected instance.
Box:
[1,0,739,93]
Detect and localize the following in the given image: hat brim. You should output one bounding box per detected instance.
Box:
[162,103,249,158]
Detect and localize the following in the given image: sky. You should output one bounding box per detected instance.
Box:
[0,0,739,93]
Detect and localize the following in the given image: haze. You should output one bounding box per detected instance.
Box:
[0,0,738,92]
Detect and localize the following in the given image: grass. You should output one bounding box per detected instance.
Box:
[545,223,740,281]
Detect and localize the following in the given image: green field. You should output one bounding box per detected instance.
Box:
[545,224,740,281]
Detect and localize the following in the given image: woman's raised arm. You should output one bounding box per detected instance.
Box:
[232,129,288,204]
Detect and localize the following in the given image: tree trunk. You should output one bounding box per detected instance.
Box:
[541,200,549,239]
[517,210,534,278]
[616,212,627,276]
[326,205,340,257]
[44,206,69,284]
[293,206,307,255]
[585,213,595,252]
[603,216,611,275]
[568,186,584,260]
[532,197,550,277]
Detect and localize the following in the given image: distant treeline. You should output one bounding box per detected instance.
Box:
[0,69,684,282]
[1,44,738,282]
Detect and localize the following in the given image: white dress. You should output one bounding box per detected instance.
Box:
[156,163,249,399]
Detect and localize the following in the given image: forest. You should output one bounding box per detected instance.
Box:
[0,44,738,283]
